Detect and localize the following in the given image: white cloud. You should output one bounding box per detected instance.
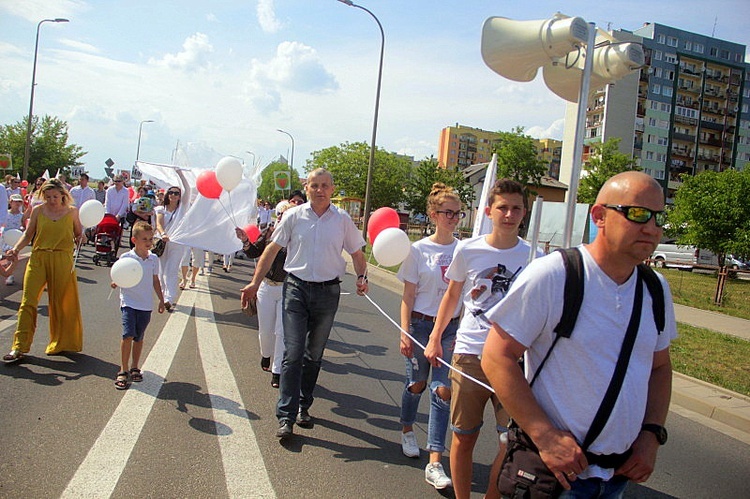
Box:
[526,118,566,140]
[148,33,214,72]
[0,0,87,23]
[257,0,282,34]
[206,13,218,23]
[58,38,99,54]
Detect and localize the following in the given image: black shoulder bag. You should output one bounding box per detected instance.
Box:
[498,258,645,499]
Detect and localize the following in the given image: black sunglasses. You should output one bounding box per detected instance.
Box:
[167,191,181,195]
[603,205,666,227]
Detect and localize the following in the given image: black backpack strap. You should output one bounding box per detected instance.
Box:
[638,263,665,333]
[554,248,585,339]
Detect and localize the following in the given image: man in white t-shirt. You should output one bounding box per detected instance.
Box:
[105,175,130,224]
[425,179,542,499]
[482,171,677,497]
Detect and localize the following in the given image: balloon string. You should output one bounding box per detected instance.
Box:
[108,288,114,300]
[362,292,496,393]
[216,198,237,227]
[227,191,237,227]
[71,239,83,273]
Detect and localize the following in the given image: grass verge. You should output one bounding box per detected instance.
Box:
[672,323,750,397]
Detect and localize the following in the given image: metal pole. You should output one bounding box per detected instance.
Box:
[338,0,385,241]
[562,22,595,249]
[136,120,154,162]
[22,18,69,181]
[277,129,294,196]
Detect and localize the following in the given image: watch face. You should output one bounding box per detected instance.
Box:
[643,424,668,444]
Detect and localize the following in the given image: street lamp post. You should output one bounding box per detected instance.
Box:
[136,120,154,162]
[22,18,69,181]
[337,0,384,241]
[276,129,294,195]
[246,150,256,167]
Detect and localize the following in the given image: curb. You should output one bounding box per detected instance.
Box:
[355,259,750,437]
[671,372,750,434]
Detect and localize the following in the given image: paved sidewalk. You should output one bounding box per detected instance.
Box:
[361,263,750,439]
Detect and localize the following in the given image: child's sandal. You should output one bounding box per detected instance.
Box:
[129,368,143,382]
[115,372,129,390]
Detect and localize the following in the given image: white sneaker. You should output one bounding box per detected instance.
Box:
[425,462,452,490]
[401,431,420,458]
[5,275,14,285]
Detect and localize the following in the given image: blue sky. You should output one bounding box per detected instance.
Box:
[1,0,749,179]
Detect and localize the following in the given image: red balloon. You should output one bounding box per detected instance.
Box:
[20,180,28,188]
[367,207,401,244]
[243,224,261,243]
[196,170,223,199]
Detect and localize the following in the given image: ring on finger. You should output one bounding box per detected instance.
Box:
[566,471,576,478]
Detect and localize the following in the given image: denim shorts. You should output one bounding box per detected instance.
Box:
[121,306,152,342]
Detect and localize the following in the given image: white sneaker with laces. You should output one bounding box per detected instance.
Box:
[425,462,452,490]
[401,431,420,458]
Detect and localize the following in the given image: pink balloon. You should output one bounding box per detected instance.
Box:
[243,224,261,243]
[367,207,400,245]
[196,170,223,199]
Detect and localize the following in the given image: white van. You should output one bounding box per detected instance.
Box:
[650,244,697,268]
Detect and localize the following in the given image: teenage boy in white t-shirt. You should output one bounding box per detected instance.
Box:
[111,221,165,390]
[425,179,543,499]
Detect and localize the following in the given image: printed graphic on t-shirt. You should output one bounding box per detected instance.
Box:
[435,253,453,284]
[468,263,522,326]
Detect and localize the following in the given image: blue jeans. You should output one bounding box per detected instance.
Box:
[277,276,340,422]
[400,318,457,453]
[558,475,629,499]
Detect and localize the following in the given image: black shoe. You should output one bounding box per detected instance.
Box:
[260,357,271,372]
[276,420,293,439]
[296,409,313,429]
[271,373,280,388]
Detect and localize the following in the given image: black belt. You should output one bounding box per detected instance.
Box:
[289,273,340,286]
[411,311,460,324]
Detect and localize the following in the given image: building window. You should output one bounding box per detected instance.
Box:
[684,41,692,51]
[656,153,667,162]
[667,36,678,47]
[654,50,663,61]
[743,103,749,113]
[654,169,665,180]
[710,47,718,56]
[654,67,663,78]
[665,53,677,64]
[660,103,671,113]
[665,69,675,81]
[720,49,730,60]
[736,53,744,63]
[657,34,666,44]
[648,118,657,127]
[658,136,669,146]
[652,84,661,94]
[743,88,750,98]
[646,151,654,160]
[663,87,673,97]
[695,43,704,54]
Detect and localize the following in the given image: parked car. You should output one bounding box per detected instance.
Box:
[727,255,748,270]
[650,243,696,269]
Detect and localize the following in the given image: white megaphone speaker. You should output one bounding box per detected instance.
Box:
[481,14,589,82]
[543,40,646,102]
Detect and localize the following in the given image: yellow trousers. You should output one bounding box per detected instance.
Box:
[12,250,83,354]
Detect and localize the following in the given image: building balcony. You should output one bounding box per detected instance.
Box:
[673,132,696,142]
[671,148,692,159]
[701,120,724,131]
[674,115,698,126]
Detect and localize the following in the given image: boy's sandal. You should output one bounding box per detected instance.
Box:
[115,372,129,390]
[2,350,24,364]
[129,368,143,382]
[189,282,196,289]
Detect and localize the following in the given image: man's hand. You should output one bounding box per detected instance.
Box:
[235,227,248,242]
[400,334,413,358]
[534,429,588,491]
[241,282,260,307]
[615,431,659,483]
[424,337,443,367]
[355,275,368,296]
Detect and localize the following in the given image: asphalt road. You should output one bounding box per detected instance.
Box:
[0,243,747,498]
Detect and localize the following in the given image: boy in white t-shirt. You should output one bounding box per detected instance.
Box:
[4,194,25,285]
[424,179,542,499]
[111,221,165,390]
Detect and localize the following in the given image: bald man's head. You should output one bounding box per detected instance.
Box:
[595,171,663,207]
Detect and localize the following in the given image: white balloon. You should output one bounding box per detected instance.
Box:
[215,156,244,192]
[372,227,411,267]
[2,228,23,248]
[79,199,105,228]
[110,257,144,289]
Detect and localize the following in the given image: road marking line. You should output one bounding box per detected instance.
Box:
[194,278,276,498]
[61,289,197,498]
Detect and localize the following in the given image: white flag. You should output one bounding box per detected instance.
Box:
[472,153,498,237]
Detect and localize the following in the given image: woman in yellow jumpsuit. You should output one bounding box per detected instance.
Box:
[3,178,85,363]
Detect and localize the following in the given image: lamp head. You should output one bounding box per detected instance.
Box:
[54,18,69,23]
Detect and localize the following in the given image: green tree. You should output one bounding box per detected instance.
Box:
[0,115,86,180]
[256,160,302,203]
[306,141,411,209]
[493,126,547,203]
[667,169,750,263]
[402,156,474,216]
[577,138,639,204]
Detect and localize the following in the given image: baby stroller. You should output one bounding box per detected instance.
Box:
[92,213,123,266]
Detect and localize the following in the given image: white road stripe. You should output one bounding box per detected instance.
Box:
[194,278,276,498]
[61,287,197,498]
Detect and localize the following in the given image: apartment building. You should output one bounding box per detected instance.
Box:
[437,124,563,178]
[561,22,749,203]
